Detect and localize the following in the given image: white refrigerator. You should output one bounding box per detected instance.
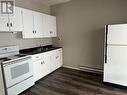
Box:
[104,24,127,86]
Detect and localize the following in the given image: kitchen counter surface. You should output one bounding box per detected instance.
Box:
[20,45,62,55]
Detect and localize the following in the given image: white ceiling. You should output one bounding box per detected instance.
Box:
[36,0,72,6]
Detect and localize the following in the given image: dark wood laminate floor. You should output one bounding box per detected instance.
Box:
[20,67,127,95]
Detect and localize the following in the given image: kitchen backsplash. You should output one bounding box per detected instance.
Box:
[0,33,52,49]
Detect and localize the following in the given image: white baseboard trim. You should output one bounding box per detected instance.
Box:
[63,66,80,70]
[63,65,103,74]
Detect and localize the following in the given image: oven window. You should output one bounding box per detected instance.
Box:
[11,63,29,79]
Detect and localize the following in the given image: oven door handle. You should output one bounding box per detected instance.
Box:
[3,57,31,67]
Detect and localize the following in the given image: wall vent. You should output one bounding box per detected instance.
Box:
[78,65,103,74]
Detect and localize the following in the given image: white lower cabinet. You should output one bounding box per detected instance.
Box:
[33,60,43,81]
[56,49,63,68]
[32,48,63,82]
[50,49,63,72]
[33,53,50,82]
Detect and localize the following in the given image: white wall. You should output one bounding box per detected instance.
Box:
[0,0,52,49]
[51,0,127,70]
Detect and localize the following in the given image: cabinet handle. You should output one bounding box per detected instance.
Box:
[7,23,9,27]
[10,23,12,27]
[41,61,45,64]
[33,30,36,34]
[50,31,53,34]
[56,56,59,59]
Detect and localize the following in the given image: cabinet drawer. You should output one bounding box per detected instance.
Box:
[54,49,62,60]
[53,48,62,55]
[32,52,50,61]
[32,54,42,61]
[56,48,62,53]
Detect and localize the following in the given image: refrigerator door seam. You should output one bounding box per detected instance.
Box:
[107,44,127,46]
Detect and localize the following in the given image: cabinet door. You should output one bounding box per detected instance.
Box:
[33,12,44,38]
[41,56,50,77]
[57,49,63,68]
[50,49,63,72]
[50,51,57,72]
[9,7,23,32]
[50,50,59,72]
[33,56,50,82]
[22,8,34,38]
[49,16,57,37]
[33,60,43,82]
[43,14,57,37]
[0,14,9,31]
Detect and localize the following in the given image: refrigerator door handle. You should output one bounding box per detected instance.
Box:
[105,25,108,63]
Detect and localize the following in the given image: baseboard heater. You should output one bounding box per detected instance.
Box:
[78,65,103,74]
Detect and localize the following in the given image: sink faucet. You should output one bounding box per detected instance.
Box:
[37,44,43,52]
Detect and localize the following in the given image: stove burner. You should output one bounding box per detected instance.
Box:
[0,57,11,61]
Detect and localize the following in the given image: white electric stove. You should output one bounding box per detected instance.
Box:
[0,45,34,95]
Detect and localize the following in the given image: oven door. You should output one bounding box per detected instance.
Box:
[3,57,33,88]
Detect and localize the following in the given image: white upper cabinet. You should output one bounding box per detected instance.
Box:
[9,7,23,32]
[22,9,45,38]
[33,11,44,38]
[0,7,23,32]
[43,14,57,37]
[49,15,57,37]
[22,8,34,38]
[0,14,9,31]
[0,6,57,38]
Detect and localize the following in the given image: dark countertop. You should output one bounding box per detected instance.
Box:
[20,45,62,55]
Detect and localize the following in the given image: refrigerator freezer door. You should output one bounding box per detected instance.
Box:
[107,24,127,45]
[104,46,127,86]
